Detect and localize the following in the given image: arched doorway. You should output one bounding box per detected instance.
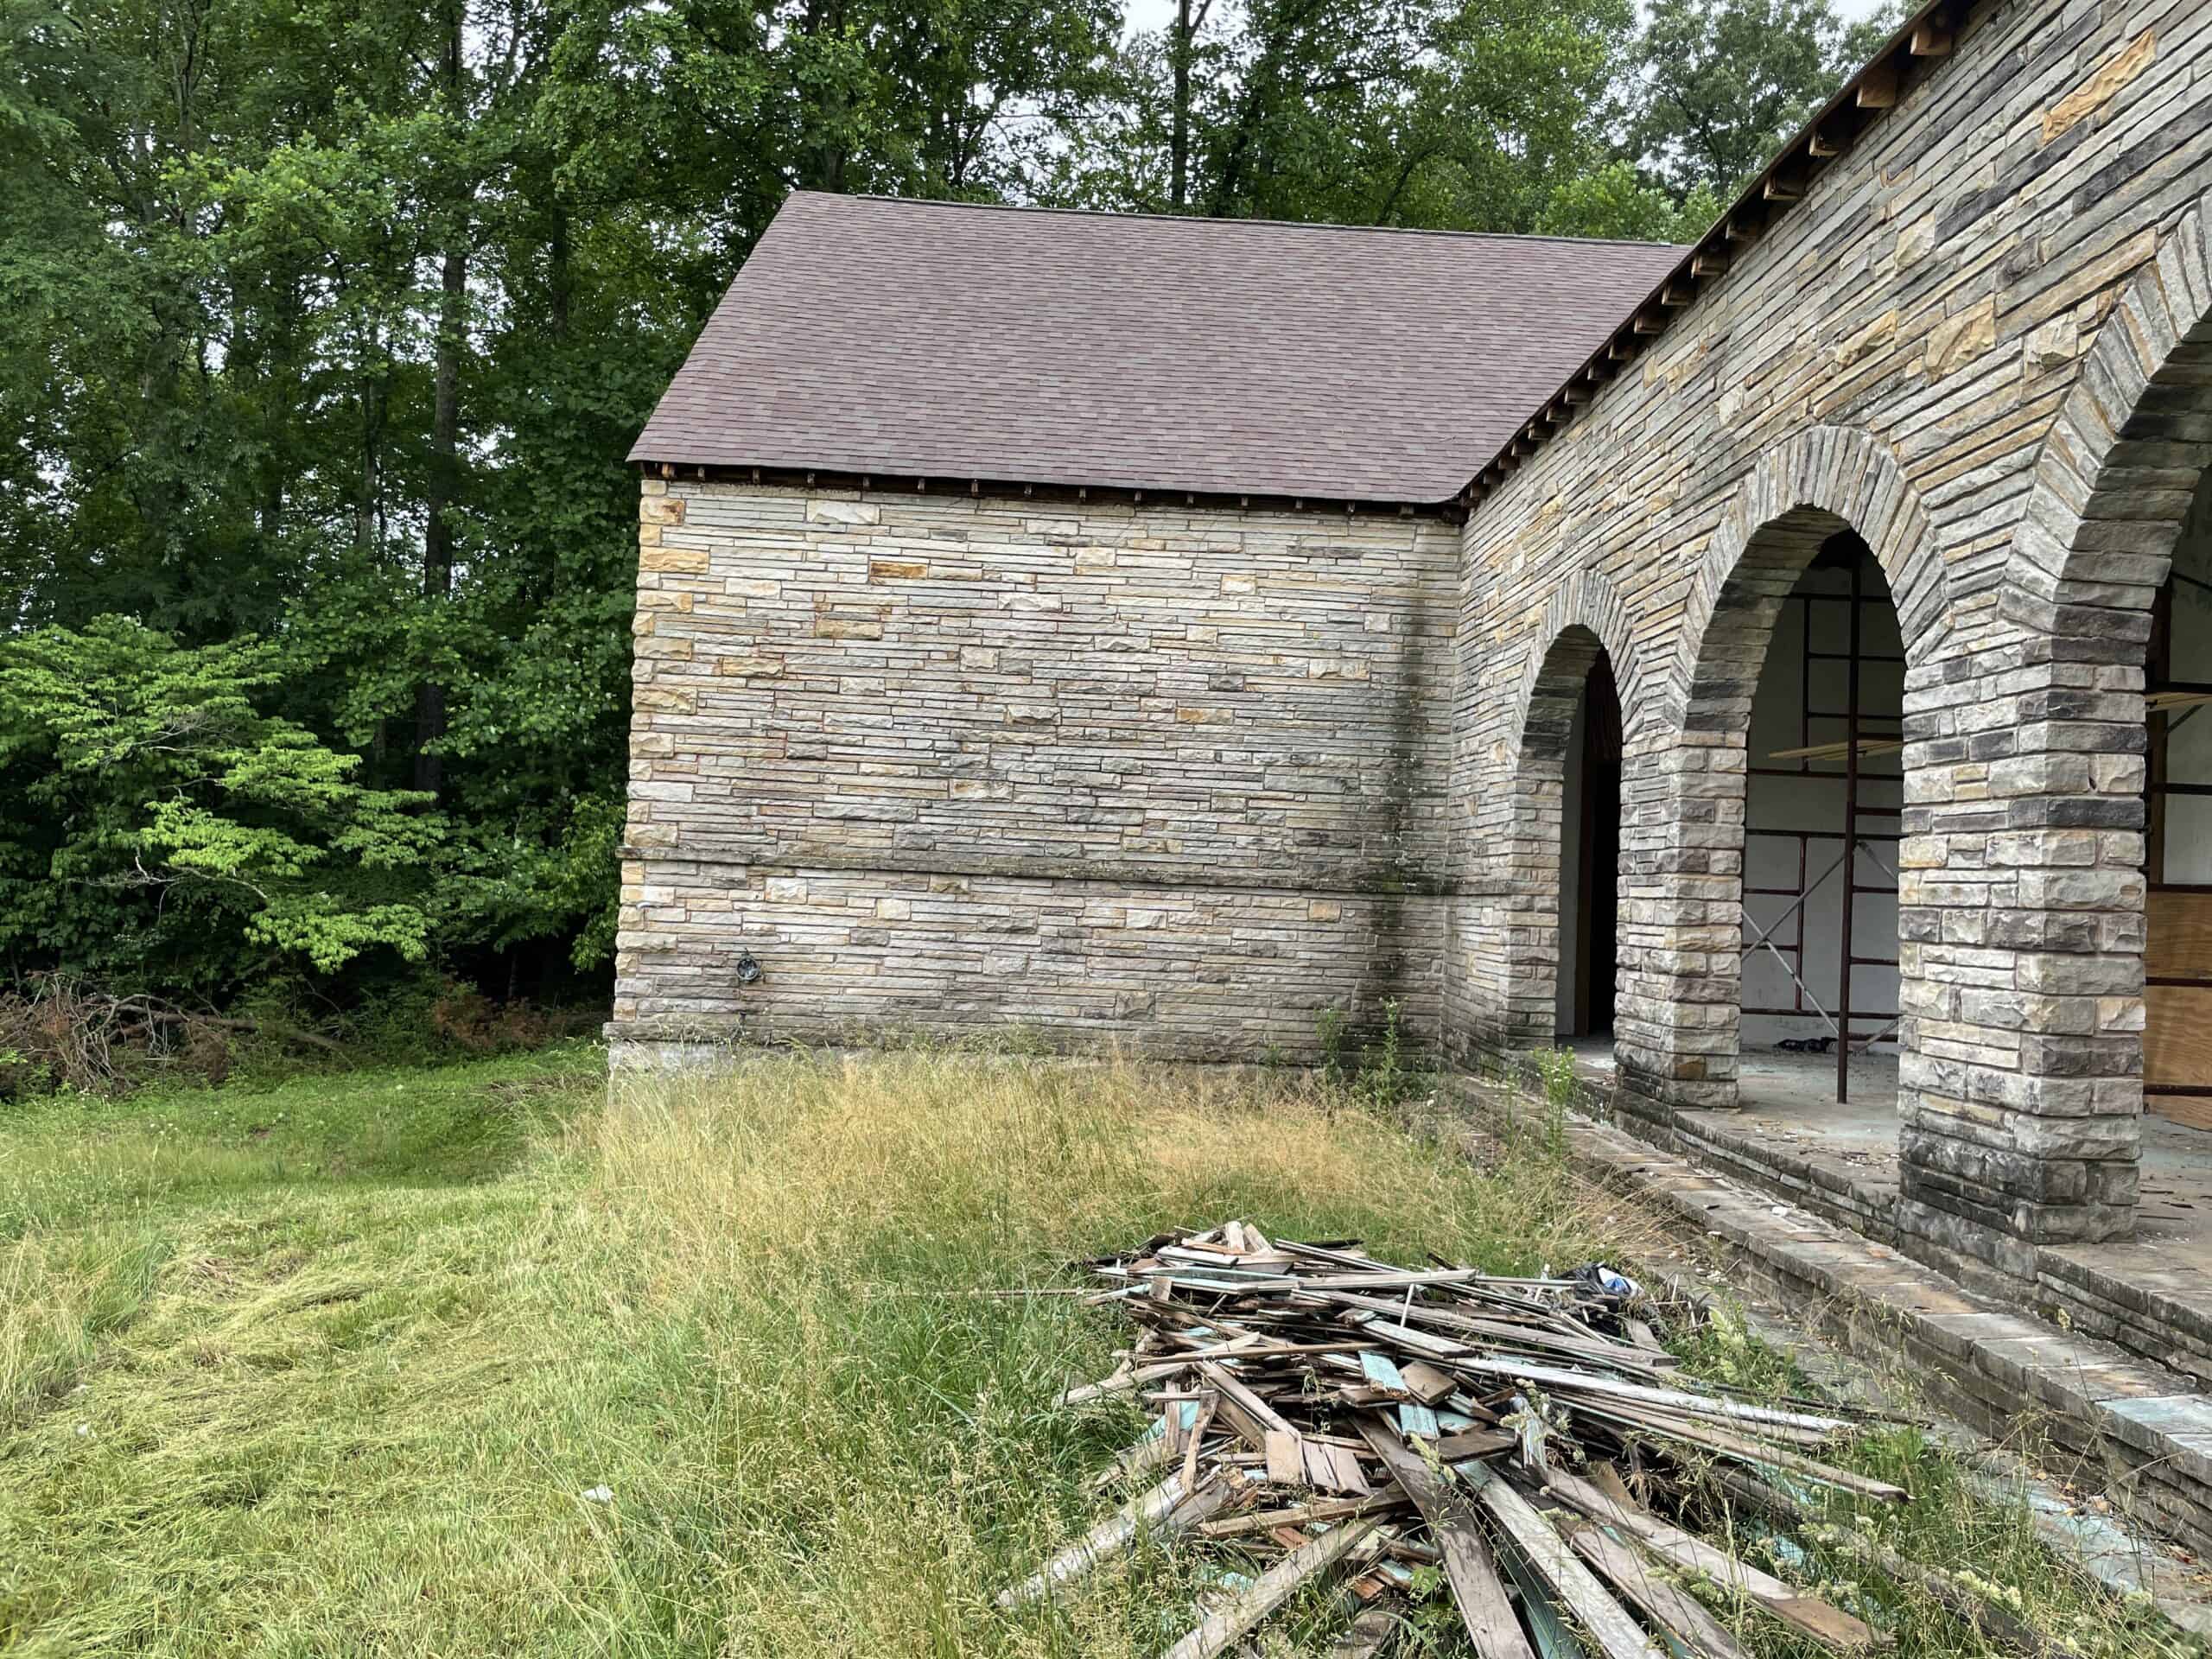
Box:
[2143,470,2212,1122]
[1739,531,1904,1111]
[1632,427,1942,1128]
[1559,652,1623,1039]
[1503,621,1629,1054]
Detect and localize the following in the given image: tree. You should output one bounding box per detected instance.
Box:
[1624,0,1899,203]
[1043,0,1692,240]
[0,619,446,986]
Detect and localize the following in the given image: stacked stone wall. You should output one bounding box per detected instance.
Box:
[614,487,1457,1058]
[1452,0,2212,1269]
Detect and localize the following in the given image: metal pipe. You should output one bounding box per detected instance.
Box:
[1838,552,1864,1106]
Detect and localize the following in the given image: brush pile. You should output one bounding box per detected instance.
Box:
[1006,1220,1908,1658]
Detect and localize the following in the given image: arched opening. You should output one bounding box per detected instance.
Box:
[2144,469,2212,1124]
[1737,531,1904,1129]
[1640,483,1919,1137]
[1558,652,1623,1039]
[1503,622,1627,1055]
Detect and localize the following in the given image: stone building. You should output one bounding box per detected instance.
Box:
[620,0,2212,1339]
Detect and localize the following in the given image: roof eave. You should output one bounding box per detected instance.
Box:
[1459,0,1967,516]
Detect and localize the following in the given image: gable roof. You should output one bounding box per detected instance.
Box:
[631,193,1683,506]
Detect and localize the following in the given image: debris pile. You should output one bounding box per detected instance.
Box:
[1006,1221,1910,1658]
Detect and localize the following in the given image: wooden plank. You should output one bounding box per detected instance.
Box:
[2147,891,2212,980]
[1401,1360,1459,1403]
[1440,1355,1852,1435]
[1542,1470,1876,1651]
[998,1470,1235,1607]
[1058,1357,1185,1408]
[1358,1422,1537,1659]
[1494,1546,1589,1659]
[1160,1515,1387,1659]
[1565,1520,1755,1659]
[1267,1428,1309,1488]
[1198,1490,1412,1540]
[2144,985,2212,1090]
[2147,1092,2212,1131]
[1460,1463,1665,1659]
[1360,1351,1412,1393]
[1306,1440,1374,1495]
[1198,1360,1299,1449]
[1329,1605,1399,1659]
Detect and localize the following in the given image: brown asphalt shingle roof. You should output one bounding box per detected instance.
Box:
[631,192,1684,505]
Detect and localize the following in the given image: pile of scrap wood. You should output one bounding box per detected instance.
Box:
[1001,1220,1915,1659]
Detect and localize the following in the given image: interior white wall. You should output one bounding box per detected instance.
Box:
[1556,688,1587,1036]
[1741,557,1904,1051]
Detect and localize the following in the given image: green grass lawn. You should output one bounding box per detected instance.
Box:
[0,1046,2191,1656]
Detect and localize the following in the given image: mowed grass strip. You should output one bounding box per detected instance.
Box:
[0,1047,2189,1657]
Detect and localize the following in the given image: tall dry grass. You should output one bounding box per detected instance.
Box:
[0,1044,2189,1657]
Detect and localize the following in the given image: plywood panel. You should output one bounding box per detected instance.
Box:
[2147,891,2212,980]
[2145,985,2212,1090]
[2147,1094,2212,1132]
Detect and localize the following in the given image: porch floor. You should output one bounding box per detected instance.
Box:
[1564,1037,2212,1381]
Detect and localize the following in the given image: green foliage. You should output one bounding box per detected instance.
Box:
[0,619,445,985]
[1624,0,1901,201]
[1318,1000,1427,1108]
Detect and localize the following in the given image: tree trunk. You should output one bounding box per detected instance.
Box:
[416,240,464,798]
[1171,0,1192,210]
[416,2,467,798]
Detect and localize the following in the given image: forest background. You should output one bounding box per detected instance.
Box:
[0,0,1892,1058]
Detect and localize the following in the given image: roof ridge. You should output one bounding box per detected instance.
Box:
[796,190,1688,254]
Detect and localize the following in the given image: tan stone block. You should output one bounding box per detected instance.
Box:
[632,687,696,715]
[869,559,928,581]
[715,655,786,677]
[1176,707,1226,723]
[2042,29,2156,144]
[639,522,662,547]
[1894,218,1936,271]
[640,495,688,525]
[1923,296,1996,377]
[816,616,884,640]
[874,897,912,920]
[766,877,808,902]
[2024,314,2080,370]
[1308,900,1343,922]
[1833,309,1897,368]
[961,646,999,670]
[641,545,709,575]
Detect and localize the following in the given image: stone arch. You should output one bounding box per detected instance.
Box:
[1909,191,2212,1261]
[1506,565,1656,775]
[1674,424,1948,718]
[1497,568,1649,1047]
[1620,424,1937,1116]
[2002,187,2212,638]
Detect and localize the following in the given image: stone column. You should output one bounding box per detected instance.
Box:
[1612,728,1745,1115]
[1895,628,2142,1275]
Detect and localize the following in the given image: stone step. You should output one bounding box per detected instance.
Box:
[1456,1077,2212,1559]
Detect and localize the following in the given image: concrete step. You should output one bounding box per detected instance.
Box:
[1455,1077,2212,1560]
